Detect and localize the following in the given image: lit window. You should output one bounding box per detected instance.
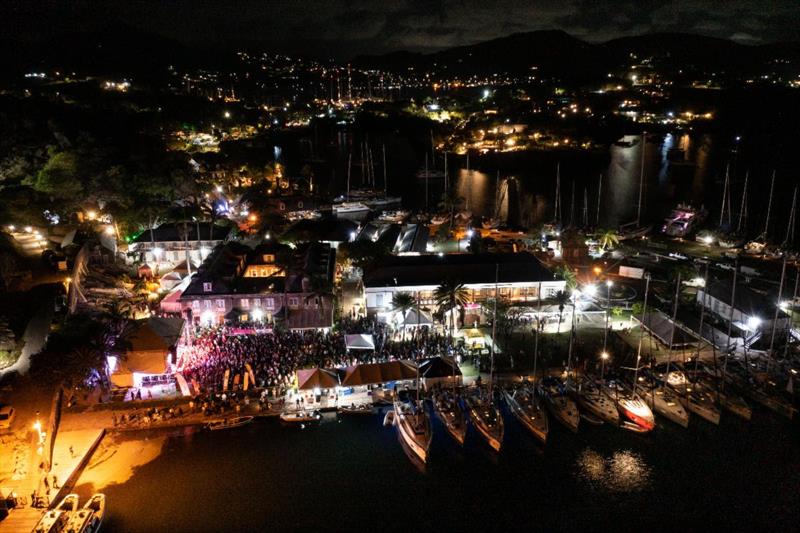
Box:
[216,299,225,309]
[266,298,275,309]
[203,282,213,292]
[241,298,249,309]
[192,300,200,309]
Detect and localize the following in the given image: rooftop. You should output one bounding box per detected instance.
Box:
[364,252,559,288]
[132,222,233,244]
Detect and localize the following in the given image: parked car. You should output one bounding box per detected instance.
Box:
[0,406,15,429]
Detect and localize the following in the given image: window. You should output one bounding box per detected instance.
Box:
[203,282,213,293]
[288,297,299,307]
[266,298,275,309]
[216,299,225,310]
[376,294,384,307]
[263,254,275,263]
[204,300,211,309]
[260,268,267,277]
[240,298,250,309]
[240,314,248,322]
[192,300,200,309]
[253,299,261,308]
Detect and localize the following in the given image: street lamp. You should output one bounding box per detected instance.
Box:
[600,351,609,381]
[603,280,613,353]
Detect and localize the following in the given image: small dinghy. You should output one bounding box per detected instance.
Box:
[206,416,254,430]
[338,403,374,415]
[279,410,322,425]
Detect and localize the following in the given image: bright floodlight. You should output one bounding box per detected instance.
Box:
[252,308,264,322]
[601,351,610,360]
[702,235,713,245]
[105,226,115,235]
[746,316,762,330]
[466,229,474,238]
[152,247,163,258]
[584,284,597,297]
[606,280,613,287]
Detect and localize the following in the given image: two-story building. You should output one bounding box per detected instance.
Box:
[178,240,335,330]
[363,252,565,323]
[128,222,233,270]
[697,278,791,346]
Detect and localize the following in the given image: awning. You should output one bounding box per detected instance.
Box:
[341,360,417,386]
[296,368,339,390]
[345,334,375,350]
[419,356,462,379]
[399,308,432,327]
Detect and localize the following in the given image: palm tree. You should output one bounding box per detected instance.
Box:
[599,228,620,251]
[555,265,578,291]
[392,292,416,340]
[434,279,469,338]
[555,290,570,334]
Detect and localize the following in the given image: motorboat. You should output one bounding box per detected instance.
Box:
[503,385,548,444]
[206,416,254,430]
[416,168,446,180]
[64,494,105,533]
[465,390,504,452]
[570,376,620,426]
[333,201,370,215]
[432,390,467,446]
[33,510,69,533]
[430,214,448,226]
[56,494,79,513]
[377,210,409,223]
[338,403,373,415]
[536,376,580,433]
[614,135,640,148]
[662,204,706,238]
[602,380,656,433]
[284,209,321,222]
[33,494,79,533]
[279,411,322,425]
[393,398,432,463]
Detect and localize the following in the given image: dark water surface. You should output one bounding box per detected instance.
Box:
[76,406,800,532]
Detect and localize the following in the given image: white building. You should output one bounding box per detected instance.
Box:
[128,222,233,269]
[363,252,565,324]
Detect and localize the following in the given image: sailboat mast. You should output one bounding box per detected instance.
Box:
[533,282,542,382]
[346,152,352,201]
[721,259,738,392]
[719,163,730,228]
[555,162,562,226]
[737,170,749,234]
[634,273,650,387]
[424,154,429,211]
[569,179,575,228]
[768,256,788,373]
[596,173,603,227]
[566,299,576,386]
[382,144,387,196]
[663,272,681,390]
[694,261,710,376]
[583,187,589,228]
[637,133,645,227]
[444,151,448,191]
[430,130,436,170]
[784,186,798,247]
[490,263,499,401]
[763,171,775,239]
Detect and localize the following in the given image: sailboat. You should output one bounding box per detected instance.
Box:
[466,263,504,452]
[503,384,549,444]
[571,375,620,425]
[537,301,580,433]
[601,379,656,433]
[635,273,690,427]
[393,363,432,463]
[653,364,720,425]
[432,388,467,445]
[618,133,652,240]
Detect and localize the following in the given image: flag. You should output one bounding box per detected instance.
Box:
[245,363,256,387]
[223,369,230,392]
[244,372,250,391]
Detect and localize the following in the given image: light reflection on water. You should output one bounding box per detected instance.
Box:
[575,448,652,493]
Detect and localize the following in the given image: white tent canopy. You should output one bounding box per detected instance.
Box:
[345,334,376,350]
[398,308,433,328]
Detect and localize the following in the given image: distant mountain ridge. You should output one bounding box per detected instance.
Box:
[353,30,800,80]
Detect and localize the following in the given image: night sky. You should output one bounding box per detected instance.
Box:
[2,0,799,58]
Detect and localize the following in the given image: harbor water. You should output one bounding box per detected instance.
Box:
[74,405,800,532]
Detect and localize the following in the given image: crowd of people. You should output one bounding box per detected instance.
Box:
[177,319,467,394]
